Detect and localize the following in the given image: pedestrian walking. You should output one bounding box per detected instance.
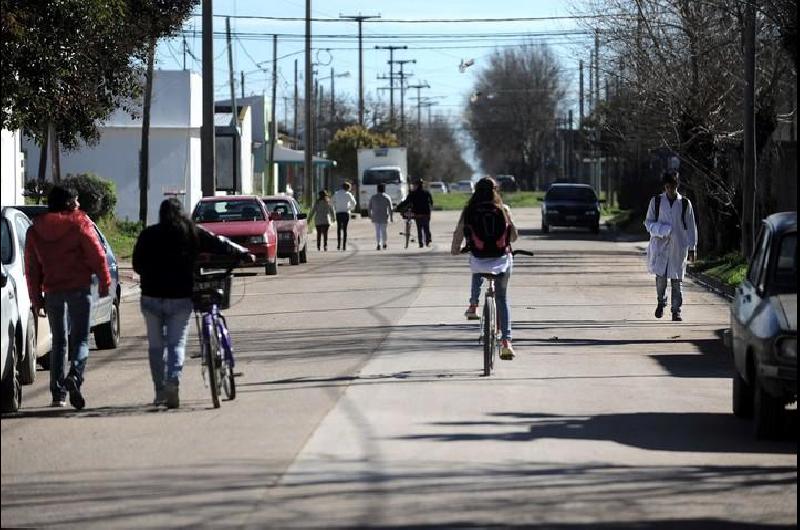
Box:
[132,199,253,408]
[644,171,698,321]
[398,178,434,247]
[332,181,357,251]
[369,183,394,250]
[25,184,111,410]
[309,190,336,251]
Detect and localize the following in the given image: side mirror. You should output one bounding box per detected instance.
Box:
[269,212,282,221]
[297,213,308,220]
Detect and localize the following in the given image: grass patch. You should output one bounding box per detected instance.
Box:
[433,191,543,211]
[96,217,142,261]
[691,252,747,288]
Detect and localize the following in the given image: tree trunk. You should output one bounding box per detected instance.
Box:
[139,37,156,225]
[48,122,61,183]
[36,125,49,203]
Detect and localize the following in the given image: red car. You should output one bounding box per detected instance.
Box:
[192,195,279,275]
[261,195,309,266]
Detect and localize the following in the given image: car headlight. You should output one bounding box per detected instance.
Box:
[278,232,294,241]
[777,337,797,360]
[247,235,266,244]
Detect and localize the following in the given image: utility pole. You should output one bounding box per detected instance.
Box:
[139,38,156,225]
[293,59,298,148]
[241,70,245,99]
[375,45,407,130]
[407,81,429,132]
[340,13,380,127]
[742,2,756,257]
[392,59,415,142]
[183,34,187,70]
[330,67,335,124]
[226,17,239,192]
[304,0,313,206]
[579,59,584,128]
[201,0,215,197]
[267,33,278,195]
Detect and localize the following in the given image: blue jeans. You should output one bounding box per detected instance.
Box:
[46,289,93,400]
[469,269,512,341]
[415,217,431,245]
[656,276,683,314]
[140,296,193,391]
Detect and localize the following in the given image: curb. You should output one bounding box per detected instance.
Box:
[687,269,735,301]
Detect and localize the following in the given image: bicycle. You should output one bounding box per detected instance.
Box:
[192,256,243,408]
[399,209,416,249]
[462,248,533,376]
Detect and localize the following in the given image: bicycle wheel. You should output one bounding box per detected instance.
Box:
[482,300,495,376]
[204,322,221,408]
[219,321,236,400]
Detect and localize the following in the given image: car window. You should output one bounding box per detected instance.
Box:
[545,187,597,202]
[1,219,12,265]
[264,201,294,220]
[363,169,400,185]
[771,232,796,293]
[193,200,264,222]
[747,226,770,288]
[13,213,30,253]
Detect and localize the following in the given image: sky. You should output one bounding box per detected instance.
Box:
[155,1,597,175]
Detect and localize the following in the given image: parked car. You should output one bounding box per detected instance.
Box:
[192,195,279,275]
[495,175,519,192]
[541,183,603,234]
[450,180,475,193]
[13,204,122,363]
[1,262,23,412]
[728,211,796,439]
[1,208,38,389]
[429,181,448,194]
[261,195,308,266]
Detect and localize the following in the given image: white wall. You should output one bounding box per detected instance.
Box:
[1,129,25,207]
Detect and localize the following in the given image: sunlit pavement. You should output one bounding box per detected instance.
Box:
[1,209,795,528]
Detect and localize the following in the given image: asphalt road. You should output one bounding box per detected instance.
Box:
[1,208,796,529]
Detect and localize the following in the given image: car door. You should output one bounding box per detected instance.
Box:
[89,225,117,327]
[733,225,771,360]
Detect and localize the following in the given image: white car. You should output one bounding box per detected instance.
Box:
[450,180,475,193]
[429,181,448,194]
[1,263,22,412]
[1,208,37,384]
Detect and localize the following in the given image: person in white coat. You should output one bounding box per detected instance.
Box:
[644,172,698,321]
[369,183,394,250]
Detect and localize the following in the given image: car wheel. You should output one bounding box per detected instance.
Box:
[542,223,549,234]
[289,247,300,266]
[299,243,308,264]
[94,298,120,350]
[753,376,782,439]
[732,369,753,418]
[265,259,278,276]
[38,350,50,370]
[592,222,600,234]
[1,328,22,413]
[19,311,36,385]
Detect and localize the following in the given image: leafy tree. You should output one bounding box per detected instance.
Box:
[326,125,399,183]
[407,117,473,183]
[1,0,196,148]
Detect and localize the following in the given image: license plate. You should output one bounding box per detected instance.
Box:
[566,215,577,221]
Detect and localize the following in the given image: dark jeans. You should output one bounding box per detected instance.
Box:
[415,216,431,246]
[336,212,350,248]
[46,288,93,400]
[316,224,330,249]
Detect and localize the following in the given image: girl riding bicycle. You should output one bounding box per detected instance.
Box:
[450,177,519,359]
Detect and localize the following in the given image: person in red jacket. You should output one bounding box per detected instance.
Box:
[25,184,111,410]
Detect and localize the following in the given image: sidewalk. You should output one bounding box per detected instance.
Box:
[117,262,140,300]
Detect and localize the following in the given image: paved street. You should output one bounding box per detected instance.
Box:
[1,208,796,529]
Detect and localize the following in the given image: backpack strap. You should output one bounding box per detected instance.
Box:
[681,197,689,230]
[653,194,661,223]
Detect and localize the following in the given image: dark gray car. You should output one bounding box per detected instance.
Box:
[541,183,603,234]
[728,211,796,439]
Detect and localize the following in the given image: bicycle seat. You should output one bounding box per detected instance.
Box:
[478,272,504,279]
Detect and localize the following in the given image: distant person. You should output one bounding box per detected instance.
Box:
[397,178,434,247]
[644,171,698,321]
[133,199,253,408]
[332,181,357,251]
[451,177,519,359]
[25,184,111,409]
[310,190,336,251]
[369,183,394,250]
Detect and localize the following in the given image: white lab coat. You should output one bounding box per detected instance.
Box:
[644,191,697,280]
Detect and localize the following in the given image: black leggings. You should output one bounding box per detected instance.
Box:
[316,224,330,249]
[336,212,350,248]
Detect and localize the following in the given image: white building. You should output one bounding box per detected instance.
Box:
[1,128,25,207]
[23,70,202,224]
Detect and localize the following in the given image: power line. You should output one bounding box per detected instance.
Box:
[190,14,635,23]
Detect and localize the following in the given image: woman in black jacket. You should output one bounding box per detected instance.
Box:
[133,199,252,408]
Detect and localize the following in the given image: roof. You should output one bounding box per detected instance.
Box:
[765,211,797,233]
[548,182,594,189]
[261,195,295,202]
[273,144,332,166]
[198,195,261,202]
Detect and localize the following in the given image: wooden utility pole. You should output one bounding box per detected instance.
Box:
[139,38,156,224]
[267,33,278,195]
[375,45,407,131]
[742,2,757,257]
[579,59,584,128]
[201,0,215,197]
[408,82,429,132]
[293,59,298,148]
[340,14,380,127]
[303,0,313,206]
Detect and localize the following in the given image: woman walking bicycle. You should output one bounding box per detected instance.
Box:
[133,199,253,408]
[451,177,519,359]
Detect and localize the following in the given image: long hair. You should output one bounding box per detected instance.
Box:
[158,198,198,250]
[462,177,508,224]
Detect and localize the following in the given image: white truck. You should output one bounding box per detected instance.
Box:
[357,147,408,216]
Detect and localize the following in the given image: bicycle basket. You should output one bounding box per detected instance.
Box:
[192,274,232,310]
